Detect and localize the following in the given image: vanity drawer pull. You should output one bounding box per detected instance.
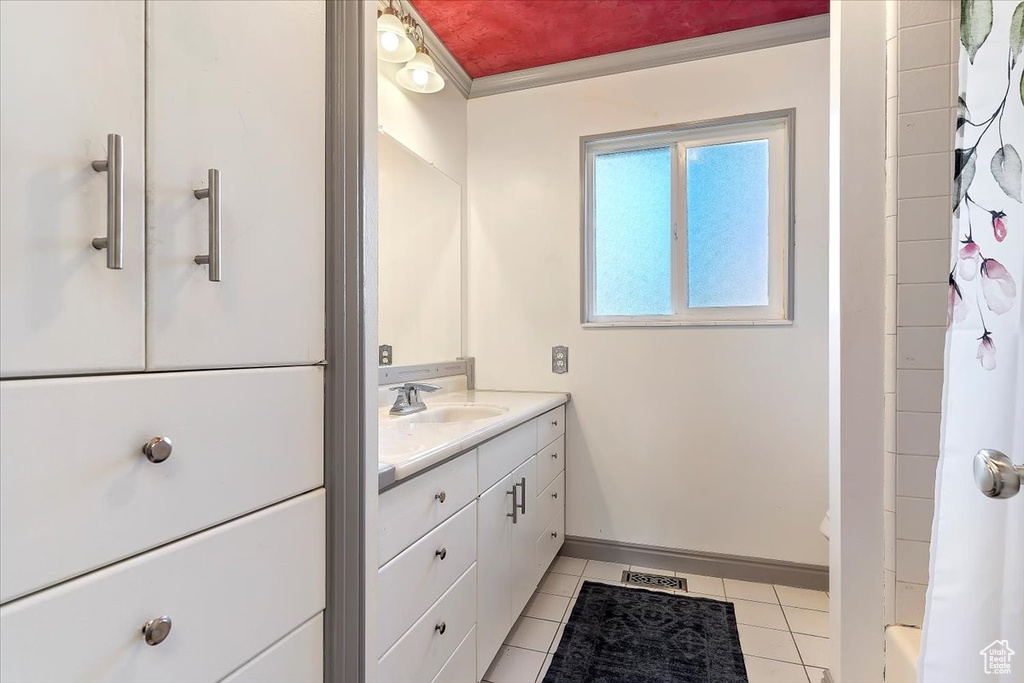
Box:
[551,420,558,427]
[141,615,172,646]
[552,492,558,500]
[551,531,558,539]
[141,436,173,464]
[435,547,447,560]
[551,452,558,459]
[435,490,446,503]
[435,621,446,635]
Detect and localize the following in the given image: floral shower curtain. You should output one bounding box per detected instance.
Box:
[919,1,1023,682]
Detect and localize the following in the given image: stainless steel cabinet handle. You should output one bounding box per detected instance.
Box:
[435,622,446,635]
[91,133,124,269]
[551,531,558,538]
[142,436,173,464]
[552,420,558,427]
[141,616,172,646]
[507,485,518,524]
[552,492,558,500]
[435,547,447,560]
[435,490,446,503]
[974,449,1022,499]
[551,452,559,459]
[193,168,222,282]
[517,477,526,515]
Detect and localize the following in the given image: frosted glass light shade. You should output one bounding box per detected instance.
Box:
[377,9,415,63]
[396,49,445,94]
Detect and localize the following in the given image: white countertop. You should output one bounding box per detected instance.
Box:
[378,389,568,486]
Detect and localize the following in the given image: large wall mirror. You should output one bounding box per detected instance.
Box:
[378,132,462,366]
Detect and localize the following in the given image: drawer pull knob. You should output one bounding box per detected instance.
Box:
[551,531,558,538]
[141,616,172,646]
[142,436,173,464]
[435,547,447,560]
[435,621,446,635]
[552,492,558,499]
[552,420,558,427]
[552,452,558,459]
[435,491,446,503]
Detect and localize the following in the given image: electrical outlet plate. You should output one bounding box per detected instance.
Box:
[379,344,392,366]
[552,345,568,374]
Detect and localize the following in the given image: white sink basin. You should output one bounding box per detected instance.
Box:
[393,404,508,424]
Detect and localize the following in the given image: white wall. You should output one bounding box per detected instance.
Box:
[467,40,830,566]
[377,62,467,362]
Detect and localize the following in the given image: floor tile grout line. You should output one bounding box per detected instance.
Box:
[775,584,812,677]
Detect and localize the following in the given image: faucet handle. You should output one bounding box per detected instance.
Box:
[405,382,440,392]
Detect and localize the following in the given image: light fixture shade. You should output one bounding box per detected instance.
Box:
[377,8,415,63]
[396,48,445,94]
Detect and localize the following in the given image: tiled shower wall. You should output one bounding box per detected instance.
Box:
[883,0,958,629]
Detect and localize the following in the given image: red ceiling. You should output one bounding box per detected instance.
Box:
[409,0,829,78]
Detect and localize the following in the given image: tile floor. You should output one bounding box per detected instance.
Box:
[482,554,830,683]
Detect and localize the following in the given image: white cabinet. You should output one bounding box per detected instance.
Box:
[511,455,539,617]
[0,491,325,683]
[222,613,324,683]
[146,1,325,370]
[476,474,515,680]
[0,0,325,376]
[0,0,146,378]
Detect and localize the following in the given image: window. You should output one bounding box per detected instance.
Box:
[582,111,793,325]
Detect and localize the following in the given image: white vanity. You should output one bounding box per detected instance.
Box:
[376,383,568,683]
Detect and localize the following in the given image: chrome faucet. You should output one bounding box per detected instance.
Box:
[389,382,440,415]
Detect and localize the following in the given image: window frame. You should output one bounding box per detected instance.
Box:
[580,109,795,327]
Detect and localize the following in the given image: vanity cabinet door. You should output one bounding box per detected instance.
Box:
[476,474,513,681]
[510,455,540,617]
[0,0,146,378]
[146,0,325,370]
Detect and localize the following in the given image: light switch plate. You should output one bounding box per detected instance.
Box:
[552,345,568,374]
[379,344,392,366]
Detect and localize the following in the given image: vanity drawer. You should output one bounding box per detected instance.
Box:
[0,366,324,603]
[380,451,477,565]
[223,612,324,683]
[536,435,565,494]
[379,564,477,683]
[379,501,477,656]
[478,420,537,493]
[535,471,565,532]
[536,508,565,575]
[432,626,476,683]
[536,405,565,451]
[0,490,325,683]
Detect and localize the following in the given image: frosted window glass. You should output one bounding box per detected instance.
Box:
[593,147,672,316]
[686,140,770,308]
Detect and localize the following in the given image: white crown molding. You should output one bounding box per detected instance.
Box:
[399,1,473,98]
[467,14,829,99]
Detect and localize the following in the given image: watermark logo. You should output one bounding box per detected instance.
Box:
[980,640,1015,675]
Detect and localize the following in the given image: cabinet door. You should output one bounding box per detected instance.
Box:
[0,0,145,378]
[146,1,325,370]
[510,455,539,617]
[476,475,513,681]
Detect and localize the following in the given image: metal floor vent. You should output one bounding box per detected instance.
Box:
[621,571,686,591]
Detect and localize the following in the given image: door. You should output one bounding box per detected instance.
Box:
[0,0,145,378]
[476,474,513,681]
[510,455,539,617]
[146,1,325,370]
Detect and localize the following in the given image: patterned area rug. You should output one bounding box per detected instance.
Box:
[543,581,748,683]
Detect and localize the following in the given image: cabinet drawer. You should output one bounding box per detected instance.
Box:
[535,471,565,534]
[379,564,477,683]
[536,509,565,575]
[0,491,325,683]
[379,501,477,656]
[432,626,476,683]
[380,452,477,565]
[0,366,324,603]
[223,612,323,683]
[536,406,565,451]
[478,420,537,493]
[536,435,565,494]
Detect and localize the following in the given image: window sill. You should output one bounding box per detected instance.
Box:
[582,319,794,329]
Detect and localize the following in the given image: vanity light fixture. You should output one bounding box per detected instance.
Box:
[377,1,415,63]
[377,0,446,94]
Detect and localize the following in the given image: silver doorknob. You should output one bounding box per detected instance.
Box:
[974,449,1022,499]
[142,436,173,464]
[142,616,172,646]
